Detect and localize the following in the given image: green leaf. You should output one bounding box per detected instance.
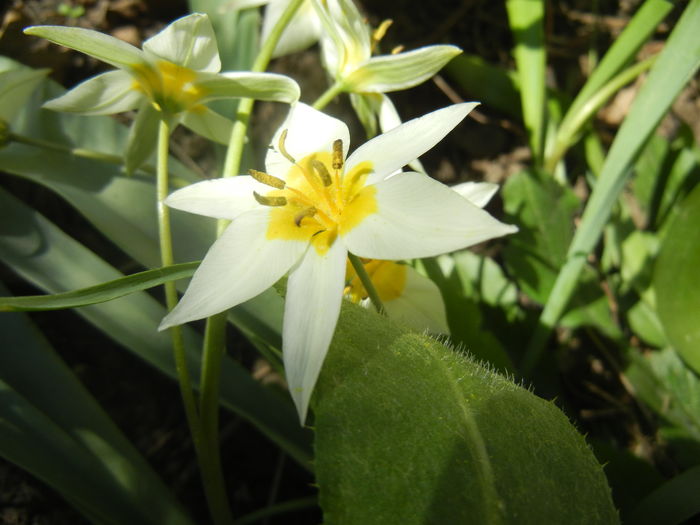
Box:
[524,0,700,373]
[654,183,700,375]
[626,465,700,525]
[0,262,198,311]
[314,301,619,524]
[506,0,546,164]
[0,188,312,467]
[0,285,195,525]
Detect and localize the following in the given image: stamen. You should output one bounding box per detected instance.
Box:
[249,169,286,189]
[391,45,404,55]
[253,191,287,207]
[332,139,344,170]
[294,207,317,227]
[372,19,393,47]
[278,129,296,164]
[311,160,332,187]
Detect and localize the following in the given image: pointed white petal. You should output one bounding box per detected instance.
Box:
[166,176,268,220]
[344,171,518,259]
[143,13,221,72]
[383,265,449,334]
[265,103,349,179]
[345,45,461,93]
[345,103,478,184]
[181,106,233,144]
[197,71,300,103]
[283,240,347,423]
[376,94,425,173]
[43,70,141,115]
[451,181,500,208]
[262,0,321,58]
[24,25,144,69]
[160,209,307,329]
[125,101,159,174]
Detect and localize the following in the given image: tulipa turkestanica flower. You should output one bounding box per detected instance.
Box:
[159,102,517,422]
[24,13,300,172]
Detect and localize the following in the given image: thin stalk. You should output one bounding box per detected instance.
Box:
[157,119,232,525]
[348,253,385,314]
[311,80,345,111]
[544,55,657,173]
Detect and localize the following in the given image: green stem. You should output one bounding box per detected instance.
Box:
[544,55,657,174]
[312,81,345,111]
[348,253,385,314]
[157,119,233,525]
[232,497,318,525]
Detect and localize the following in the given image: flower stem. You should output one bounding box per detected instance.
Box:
[157,118,233,525]
[311,81,345,111]
[348,253,385,314]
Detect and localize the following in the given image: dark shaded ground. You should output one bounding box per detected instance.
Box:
[0,0,694,523]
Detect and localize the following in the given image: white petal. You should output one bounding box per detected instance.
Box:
[345,103,478,184]
[344,171,518,259]
[165,176,267,220]
[376,94,425,173]
[265,103,349,179]
[43,70,141,115]
[143,13,221,72]
[262,0,321,58]
[197,71,300,103]
[451,181,499,208]
[181,106,233,144]
[0,68,49,122]
[24,25,144,69]
[283,240,347,423]
[160,209,307,329]
[382,265,449,334]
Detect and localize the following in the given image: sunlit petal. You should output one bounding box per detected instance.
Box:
[142,13,221,72]
[43,71,140,115]
[160,209,307,329]
[262,0,321,58]
[23,25,144,69]
[451,181,500,208]
[283,240,347,422]
[196,71,300,104]
[344,171,518,259]
[345,103,478,184]
[265,102,349,178]
[166,176,267,220]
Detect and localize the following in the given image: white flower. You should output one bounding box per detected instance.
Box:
[24,13,299,171]
[159,102,517,422]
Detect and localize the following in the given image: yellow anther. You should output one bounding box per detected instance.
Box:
[249,169,286,189]
[253,191,287,207]
[332,139,344,170]
[278,129,296,164]
[372,19,393,45]
[391,45,404,55]
[311,160,333,187]
[294,207,317,227]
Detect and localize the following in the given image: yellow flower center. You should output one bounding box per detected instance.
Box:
[345,260,407,302]
[131,60,207,114]
[260,141,377,255]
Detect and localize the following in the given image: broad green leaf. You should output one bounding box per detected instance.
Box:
[654,183,700,374]
[627,465,700,525]
[0,284,194,525]
[506,0,546,164]
[524,0,700,373]
[0,262,198,311]
[0,188,312,467]
[314,301,618,524]
[0,67,49,122]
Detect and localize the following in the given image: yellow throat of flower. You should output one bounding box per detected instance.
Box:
[253,135,377,255]
[345,259,407,303]
[131,60,207,115]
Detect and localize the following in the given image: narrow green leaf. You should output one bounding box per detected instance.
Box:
[314,301,618,524]
[0,262,198,312]
[627,465,700,525]
[506,0,547,164]
[654,183,700,374]
[523,0,700,374]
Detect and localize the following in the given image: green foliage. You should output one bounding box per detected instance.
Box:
[314,302,619,524]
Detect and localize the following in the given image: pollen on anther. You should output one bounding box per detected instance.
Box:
[332,139,343,170]
[278,129,296,164]
[294,207,317,227]
[311,160,332,187]
[253,191,287,207]
[249,169,286,189]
